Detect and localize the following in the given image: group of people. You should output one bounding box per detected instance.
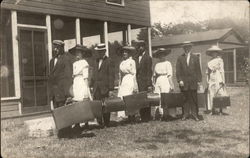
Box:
[48,39,227,132]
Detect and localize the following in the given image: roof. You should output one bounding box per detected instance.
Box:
[152,28,242,47]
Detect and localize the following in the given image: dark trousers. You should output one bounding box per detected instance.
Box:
[93,87,110,126]
[182,90,198,118]
[138,83,151,122]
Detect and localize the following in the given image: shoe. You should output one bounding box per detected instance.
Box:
[192,116,200,121]
[181,117,187,121]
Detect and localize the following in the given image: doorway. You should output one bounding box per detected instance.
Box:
[18,28,50,113]
[221,51,234,83]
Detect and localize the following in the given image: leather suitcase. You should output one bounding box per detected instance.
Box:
[103,98,126,113]
[213,96,231,108]
[52,100,102,130]
[147,93,160,107]
[123,92,148,115]
[161,93,184,108]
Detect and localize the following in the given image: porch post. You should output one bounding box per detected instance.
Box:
[11,11,21,99]
[148,27,152,57]
[46,15,52,62]
[104,21,109,56]
[233,48,237,83]
[127,24,131,45]
[46,15,54,110]
[76,18,81,44]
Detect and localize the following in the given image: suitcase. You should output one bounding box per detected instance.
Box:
[213,96,231,108]
[52,100,102,130]
[212,86,231,108]
[103,97,126,113]
[161,93,184,108]
[147,93,160,106]
[123,92,148,115]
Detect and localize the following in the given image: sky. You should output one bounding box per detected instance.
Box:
[77,0,249,48]
[150,0,249,25]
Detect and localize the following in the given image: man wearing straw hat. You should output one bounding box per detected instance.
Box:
[91,43,115,127]
[176,41,202,121]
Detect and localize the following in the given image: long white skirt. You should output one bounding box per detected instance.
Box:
[117,74,135,117]
[154,75,176,117]
[72,76,89,101]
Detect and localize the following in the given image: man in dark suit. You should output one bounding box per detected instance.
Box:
[49,40,73,109]
[135,40,153,122]
[91,43,115,127]
[176,41,202,121]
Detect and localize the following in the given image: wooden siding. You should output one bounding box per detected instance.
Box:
[1,0,151,26]
[1,101,20,118]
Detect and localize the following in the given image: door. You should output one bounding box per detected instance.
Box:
[221,51,234,83]
[19,28,50,113]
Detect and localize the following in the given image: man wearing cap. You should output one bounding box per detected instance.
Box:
[90,43,115,127]
[135,40,153,122]
[49,40,73,109]
[176,41,202,121]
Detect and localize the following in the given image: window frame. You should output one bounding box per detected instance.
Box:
[106,0,125,7]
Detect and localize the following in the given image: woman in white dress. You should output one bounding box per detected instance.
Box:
[70,45,92,101]
[153,48,175,121]
[206,45,226,115]
[117,45,138,119]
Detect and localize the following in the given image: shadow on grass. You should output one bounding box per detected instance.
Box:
[134,129,246,148]
[162,151,249,158]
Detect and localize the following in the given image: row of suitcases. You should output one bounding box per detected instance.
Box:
[52,92,207,130]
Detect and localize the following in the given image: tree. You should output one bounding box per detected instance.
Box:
[137,17,249,42]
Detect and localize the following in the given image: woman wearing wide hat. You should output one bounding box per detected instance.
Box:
[117,45,138,119]
[153,48,175,121]
[69,44,92,101]
[206,45,226,115]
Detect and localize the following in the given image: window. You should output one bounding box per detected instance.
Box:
[106,0,124,6]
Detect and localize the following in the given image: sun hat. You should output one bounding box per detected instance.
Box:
[152,48,171,58]
[206,45,223,56]
[69,44,92,57]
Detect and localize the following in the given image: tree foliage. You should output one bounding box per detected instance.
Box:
[138,17,249,42]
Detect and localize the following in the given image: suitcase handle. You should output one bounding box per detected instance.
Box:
[214,85,225,97]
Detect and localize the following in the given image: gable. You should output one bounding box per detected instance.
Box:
[222,34,244,44]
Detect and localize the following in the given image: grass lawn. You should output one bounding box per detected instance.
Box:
[1,87,249,158]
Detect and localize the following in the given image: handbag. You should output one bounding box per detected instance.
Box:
[213,85,230,108]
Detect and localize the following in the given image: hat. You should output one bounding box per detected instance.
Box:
[135,40,146,46]
[182,41,193,47]
[94,43,106,51]
[117,45,136,56]
[122,45,136,51]
[152,48,171,58]
[206,45,223,56]
[53,40,64,46]
[69,44,92,57]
